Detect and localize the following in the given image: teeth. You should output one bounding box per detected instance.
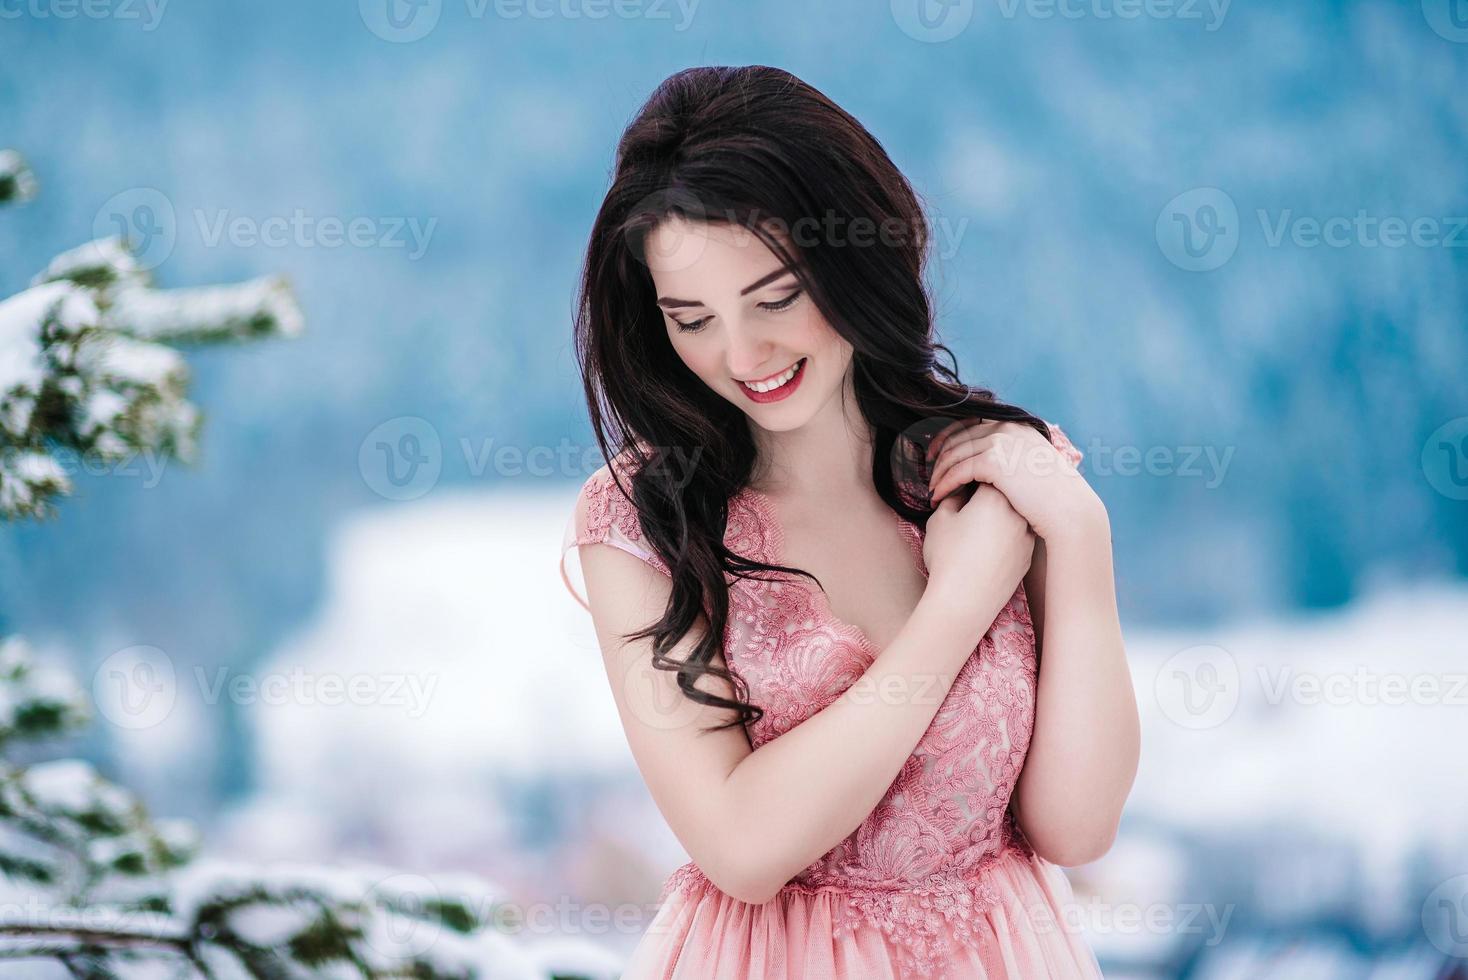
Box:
[744,359,803,393]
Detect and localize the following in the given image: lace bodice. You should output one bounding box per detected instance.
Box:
[559,422,1085,976]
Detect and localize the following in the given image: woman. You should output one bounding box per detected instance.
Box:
[558,65,1138,979]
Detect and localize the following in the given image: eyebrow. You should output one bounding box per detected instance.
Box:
[655,264,798,309]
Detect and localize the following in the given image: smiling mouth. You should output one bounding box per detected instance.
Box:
[736,356,808,403]
[738,357,806,392]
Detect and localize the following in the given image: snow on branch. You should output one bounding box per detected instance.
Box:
[32,236,149,292]
[0,636,581,978]
[0,163,617,980]
[0,233,303,521]
[0,150,37,206]
[0,635,91,748]
[109,273,306,343]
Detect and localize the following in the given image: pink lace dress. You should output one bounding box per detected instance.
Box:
[558,423,1102,979]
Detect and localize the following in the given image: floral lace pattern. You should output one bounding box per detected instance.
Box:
[568,423,1085,977]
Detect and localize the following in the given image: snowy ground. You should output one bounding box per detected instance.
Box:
[1073,580,1468,972]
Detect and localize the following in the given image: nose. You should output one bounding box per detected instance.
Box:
[723,317,775,379]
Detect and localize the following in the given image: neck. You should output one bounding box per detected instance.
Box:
[748,365,874,500]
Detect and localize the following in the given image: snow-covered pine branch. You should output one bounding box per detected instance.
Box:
[0,234,304,521]
[0,167,618,979]
[0,636,197,898]
[0,150,37,206]
[0,635,92,748]
[31,236,306,343]
[0,636,594,979]
[31,236,150,293]
[107,274,305,344]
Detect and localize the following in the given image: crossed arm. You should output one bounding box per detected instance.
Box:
[1012,504,1140,866]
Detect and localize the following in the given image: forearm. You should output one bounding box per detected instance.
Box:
[720,580,1013,901]
[1014,511,1139,864]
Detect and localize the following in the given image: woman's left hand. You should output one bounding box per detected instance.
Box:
[925,419,1106,544]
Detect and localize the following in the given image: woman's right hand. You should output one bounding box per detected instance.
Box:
[921,482,1036,632]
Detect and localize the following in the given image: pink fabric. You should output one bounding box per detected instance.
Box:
[559,423,1101,979]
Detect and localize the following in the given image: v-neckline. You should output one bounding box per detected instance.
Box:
[732,486,928,658]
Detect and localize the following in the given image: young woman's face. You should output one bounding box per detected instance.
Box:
[645,216,853,432]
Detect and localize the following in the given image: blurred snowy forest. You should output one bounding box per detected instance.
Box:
[1,0,1465,976]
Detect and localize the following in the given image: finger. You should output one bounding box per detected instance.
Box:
[961,480,997,503]
[929,429,999,490]
[923,419,967,462]
[930,454,996,504]
[928,422,989,470]
[930,437,996,497]
[924,418,983,463]
[936,491,963,512]
[931,473,982,507]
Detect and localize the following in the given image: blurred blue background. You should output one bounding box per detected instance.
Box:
[2,0,1467,976]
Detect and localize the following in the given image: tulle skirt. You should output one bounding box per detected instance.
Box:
[617,846,1102,980]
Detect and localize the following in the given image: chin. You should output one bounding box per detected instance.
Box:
[737,387,829,432]
[745,413,810,433]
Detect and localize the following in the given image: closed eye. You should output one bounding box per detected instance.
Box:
[672,288,805,333]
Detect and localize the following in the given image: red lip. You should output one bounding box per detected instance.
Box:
[738,357,807,404]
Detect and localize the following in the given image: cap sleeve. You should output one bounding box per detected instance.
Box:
[1043,419,1084,469]
[560,462,673,612]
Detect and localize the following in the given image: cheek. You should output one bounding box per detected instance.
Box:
[801,310,847,360]
[667,332,720,380]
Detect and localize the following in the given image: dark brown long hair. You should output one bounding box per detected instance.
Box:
[572,65,1055,734]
